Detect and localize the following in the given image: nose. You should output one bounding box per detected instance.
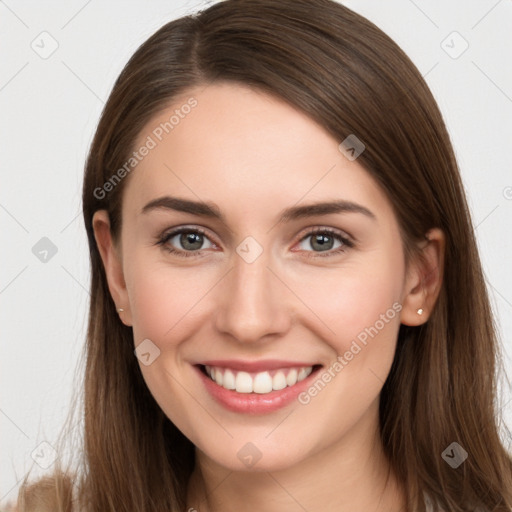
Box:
[213,245,292,344]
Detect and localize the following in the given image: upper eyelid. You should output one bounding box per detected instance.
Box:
[301,226,352,239]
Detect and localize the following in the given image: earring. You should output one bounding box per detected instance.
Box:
[417,308,424,315]
[117,308,124,313]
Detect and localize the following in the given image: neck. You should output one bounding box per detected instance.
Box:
[186,401,406,512]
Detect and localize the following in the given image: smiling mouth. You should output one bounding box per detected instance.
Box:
[198,364,323,394]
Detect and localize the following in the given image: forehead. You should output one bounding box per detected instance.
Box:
[122,82,393,225]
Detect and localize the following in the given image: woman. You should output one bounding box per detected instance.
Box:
[16,0,512,510]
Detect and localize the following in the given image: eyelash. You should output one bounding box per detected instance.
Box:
[155,226,354,259]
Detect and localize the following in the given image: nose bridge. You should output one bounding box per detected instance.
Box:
[214,238,290,342]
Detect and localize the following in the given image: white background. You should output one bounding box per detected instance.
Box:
[1,0,511,505]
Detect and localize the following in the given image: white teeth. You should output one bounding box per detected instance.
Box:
[253,372,273,394]
[286,369,298,386]
[235,371,253,393]
[214,368,223,386]
[297,367,312,381]
[272,371,287,390]
[204,365,315,394]
[223,369,236,390]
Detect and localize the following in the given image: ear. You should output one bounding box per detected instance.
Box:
[400,228,445,326]
[92,210,132,326]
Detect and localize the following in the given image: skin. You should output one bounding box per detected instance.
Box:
[93,82,444,511]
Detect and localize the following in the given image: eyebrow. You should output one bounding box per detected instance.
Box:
[141,195,376,223]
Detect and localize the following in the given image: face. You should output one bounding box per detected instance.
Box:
[94,82,429,472]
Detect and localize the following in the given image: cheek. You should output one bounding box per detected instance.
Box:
[124,253,214,436]
[292,253,404,350]
[126,252,215,344]
[288,259,403,446]
[287,248,405,410]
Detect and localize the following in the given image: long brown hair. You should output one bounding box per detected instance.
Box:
[17,0,512,510]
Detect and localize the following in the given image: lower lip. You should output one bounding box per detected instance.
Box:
[194,365,321,414]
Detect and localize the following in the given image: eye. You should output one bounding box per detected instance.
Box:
[295,227,353,258]
[155,226,215,257]
[155,226,354,259]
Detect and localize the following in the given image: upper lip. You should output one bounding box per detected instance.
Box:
[197,359,320,373]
